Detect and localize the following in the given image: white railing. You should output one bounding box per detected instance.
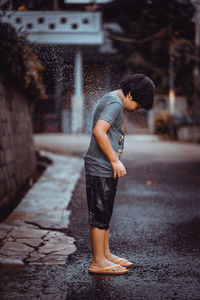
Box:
[0,11,103,44]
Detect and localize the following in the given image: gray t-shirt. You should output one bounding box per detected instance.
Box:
[84,92,125,178]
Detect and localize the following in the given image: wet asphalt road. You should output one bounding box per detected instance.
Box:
[0,140,200,300]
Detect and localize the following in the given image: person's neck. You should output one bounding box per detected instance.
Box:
[112,89,124,103]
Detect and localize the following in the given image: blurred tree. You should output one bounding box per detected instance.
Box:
[0,21,46,100]
[103,0,196,102]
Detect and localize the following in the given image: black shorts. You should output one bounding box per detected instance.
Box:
[85,175,118,230]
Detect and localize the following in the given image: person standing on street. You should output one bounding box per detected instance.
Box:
[84,74,155,275]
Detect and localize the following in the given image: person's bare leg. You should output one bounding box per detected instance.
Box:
[104,229,120,261]
[89,226,123,270]
[104,229,133,267]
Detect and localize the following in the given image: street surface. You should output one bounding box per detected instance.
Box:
[0,135,200,300]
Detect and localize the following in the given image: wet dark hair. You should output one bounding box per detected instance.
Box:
[120,74,155,110]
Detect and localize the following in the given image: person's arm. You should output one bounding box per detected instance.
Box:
[93,119,126,179]
[123,114,126,133]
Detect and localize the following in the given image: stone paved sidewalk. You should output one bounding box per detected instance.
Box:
[0,151,83,266]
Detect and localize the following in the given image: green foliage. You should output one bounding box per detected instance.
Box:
[104,0,196,96]
[153,111,170,135]
[0,20,46,99]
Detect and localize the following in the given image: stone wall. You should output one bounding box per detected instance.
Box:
[0,82,36,216]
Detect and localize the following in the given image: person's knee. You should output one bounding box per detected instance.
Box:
[88,214,109,230]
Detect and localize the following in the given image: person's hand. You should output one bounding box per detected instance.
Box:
[111,160,127,179]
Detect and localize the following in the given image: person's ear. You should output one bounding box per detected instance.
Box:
[127,92,132,100]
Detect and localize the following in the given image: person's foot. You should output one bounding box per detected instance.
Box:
[105,253,133,267]
[90,258,126,271]
[89,258,127,275]
[105,253,121,262]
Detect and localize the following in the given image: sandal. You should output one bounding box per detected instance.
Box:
[113,258,133,268]
[88,265,128,275]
